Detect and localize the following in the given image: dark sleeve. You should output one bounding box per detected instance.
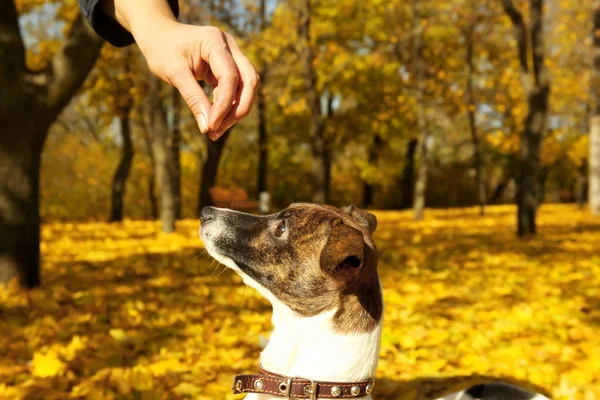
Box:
[78,0,180,47]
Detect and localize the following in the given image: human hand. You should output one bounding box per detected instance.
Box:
[113,0,258,140]
[137,22,258,140]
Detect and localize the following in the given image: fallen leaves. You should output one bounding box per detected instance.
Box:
[0,205,599,399]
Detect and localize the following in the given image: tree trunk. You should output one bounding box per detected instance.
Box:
[411,0,429,221]
[147,79,177,232]
[576,164,587,209]
[464,15,486,216]
[257,75,269,195]
[0,123,44,288]
[491,177,510,204]
[256,0,269,197]
[516,118,544,237]
[591,118,600,214]
[197,131,231,215]
[298,0,329,204]
[109,106,134,222]
[516,63,549,234]
[503,0,550,236]
[0,5,102,287]
[400,139,418,209]
[538,166,548,204]
[362,134,383,209]
[142,131,159,219]
[590,1,600,215]
[170,87,182,219]
[413,139,429,221]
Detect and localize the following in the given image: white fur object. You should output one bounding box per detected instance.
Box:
[202,227,382,400]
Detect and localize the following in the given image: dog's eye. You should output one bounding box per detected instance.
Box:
[274,220,287,237]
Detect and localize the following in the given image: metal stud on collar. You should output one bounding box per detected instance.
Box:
[254,379,264,390]
[331,385,342,397]
[235,380,242,392]
[351,385,361,396]
[366,382,374,394]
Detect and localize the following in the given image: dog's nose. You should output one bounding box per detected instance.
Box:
[200,206,216,223]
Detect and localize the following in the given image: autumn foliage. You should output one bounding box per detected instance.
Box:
[2,0,600,399]
[0,205,598,400]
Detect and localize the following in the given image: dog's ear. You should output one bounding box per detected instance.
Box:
[342,205,377,234]
[320,220,365,280]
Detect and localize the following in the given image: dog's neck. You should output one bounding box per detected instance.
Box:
[243,277,382,400]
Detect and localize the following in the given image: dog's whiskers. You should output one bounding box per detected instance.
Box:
[209,259,221,276]
[214,263,228,277]
[240,284,249,314]
[194,249,208,260]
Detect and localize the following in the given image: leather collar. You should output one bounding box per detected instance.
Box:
[232,365,374,399]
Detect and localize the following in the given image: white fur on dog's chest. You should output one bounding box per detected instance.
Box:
[244,294,381,400]
[204,250,382,400]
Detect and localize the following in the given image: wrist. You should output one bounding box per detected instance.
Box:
[130,13,178,43]
[108,0,178,47]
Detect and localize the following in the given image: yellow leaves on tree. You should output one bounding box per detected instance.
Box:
[540,131,563,167]
[568,135,589,168]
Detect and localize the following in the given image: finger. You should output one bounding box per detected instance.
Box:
[202,30,239,130]
[206,69,219,87]
[224,34,260,120]
[209,118,236,141]
[208,82,243,139]
[194,66,218,87]
[170,67,211,133]
[209,107,238,140]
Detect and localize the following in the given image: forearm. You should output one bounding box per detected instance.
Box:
[78,0,179,47]
[100,0,178,38]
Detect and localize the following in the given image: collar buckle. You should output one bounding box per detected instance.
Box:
[279,377,292,398]
[295,376,318,400]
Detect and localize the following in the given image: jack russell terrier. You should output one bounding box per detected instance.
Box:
[201,203,381,399]
[200,203,550,400]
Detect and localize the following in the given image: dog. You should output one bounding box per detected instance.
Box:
[199,203,551,400]
[200,203,382,399]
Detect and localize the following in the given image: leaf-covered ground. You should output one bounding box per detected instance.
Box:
[0,205,598,400]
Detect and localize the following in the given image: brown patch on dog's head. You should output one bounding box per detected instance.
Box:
[200,203,382,333]
[322,207,382,332]
[320,220,366,280]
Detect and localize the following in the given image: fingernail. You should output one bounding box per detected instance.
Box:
[197,113,208,134]
[221,121,236,134]
[209,130,222,141]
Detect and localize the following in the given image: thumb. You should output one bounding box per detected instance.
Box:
[170,68,211,133]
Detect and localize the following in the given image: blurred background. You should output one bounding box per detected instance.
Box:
[6,0,596,222]
[1,0,600,399]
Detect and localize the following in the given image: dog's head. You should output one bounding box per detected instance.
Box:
[200,203,382,333]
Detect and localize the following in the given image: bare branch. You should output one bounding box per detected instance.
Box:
[501,0,523,26]
[44,14,104,118]
[80,113,101,142]
[0,0,26,76]
[502,0,529,74]
[530,0,547,86]
[53,119,71,134]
